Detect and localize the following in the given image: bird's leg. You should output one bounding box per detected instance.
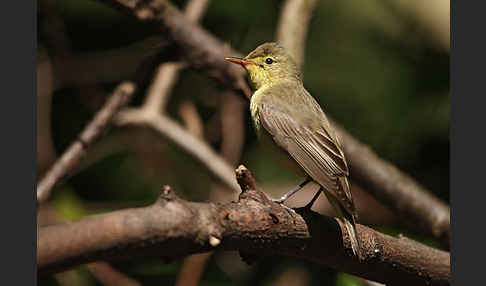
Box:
[304,187,322,210]
[273,178,312,204]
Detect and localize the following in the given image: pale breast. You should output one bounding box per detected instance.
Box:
[250,87,267,135]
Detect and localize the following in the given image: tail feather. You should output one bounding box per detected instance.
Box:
[343,216,361,258]
[322,189,362,258]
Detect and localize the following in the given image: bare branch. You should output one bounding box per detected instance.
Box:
[143,62,185,114]
[175,91,246,286]
[38,201,142,286]
[333,123,451,246]
[276,0,317,69]
[115,108,240,193]
[142,0,210,114]
[38,166,450,286]
[94,0,450,244]
[274,0,449,247]
[87,262,142,286]
[37,82,136,202]
[97,0,251,99]
[42,0,238,204]
[183,0,210,22]
[174,253,212,286]
[178,101,205,139]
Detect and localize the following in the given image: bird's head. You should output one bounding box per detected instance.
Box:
[225,42,301,90]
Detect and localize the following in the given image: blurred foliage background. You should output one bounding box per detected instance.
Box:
[37,0,449,285]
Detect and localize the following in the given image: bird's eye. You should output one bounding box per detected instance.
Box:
[265,58,273,64]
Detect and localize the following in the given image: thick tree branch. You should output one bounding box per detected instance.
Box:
[37,82,136,202]
[40,0,239,201]
[38,201,142,285]
[98,0,251,99]
[94,0,450,245]
[175,92,246,286]
[38,166,449,285]
[334,123,451,246]
[175,89,246,285]
[274,0,449,248]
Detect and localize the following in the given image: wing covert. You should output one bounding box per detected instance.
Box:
[257,98,353,207]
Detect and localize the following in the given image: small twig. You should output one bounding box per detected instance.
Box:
[95,0,450,245]
[143,62,186,114]
[111,0,240,199]
[274,0,449,247]
[40,0,237,203]
[174,253,212,286]
[175,91,246,286]
[38,166,450,286]
[142,0,210,115]
[334,122,451,246]
[37,82,136,202]
[175,101,212,286]
[115,109,240,193]
[276,0,317,69]
[98,0,252,99]
[178,101,205,139]
[87,262,142,286]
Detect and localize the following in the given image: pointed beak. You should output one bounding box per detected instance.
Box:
[225,57,255,67]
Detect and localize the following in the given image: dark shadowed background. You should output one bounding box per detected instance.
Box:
[37,0,449,285]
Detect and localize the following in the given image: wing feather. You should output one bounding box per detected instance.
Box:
[258,95,355,214]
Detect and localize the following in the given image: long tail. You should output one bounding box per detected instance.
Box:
[343,214,361,258]
[322,189,361,258]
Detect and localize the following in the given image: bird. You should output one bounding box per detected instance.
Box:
[225,42,361,257]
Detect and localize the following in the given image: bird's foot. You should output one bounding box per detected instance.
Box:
[303,189,322,210]
[272,199,296,214]
[272,196,287,204]
[272,179,312,205]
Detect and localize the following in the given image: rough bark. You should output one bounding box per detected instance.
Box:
[98,0,251,99]
[94,0,450,245]
[38,166,450,286]
[334,123,451,246]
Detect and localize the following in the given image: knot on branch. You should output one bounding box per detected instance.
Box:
[156,185,179,203]
[133,0,167,21]
[235,165,272,205]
